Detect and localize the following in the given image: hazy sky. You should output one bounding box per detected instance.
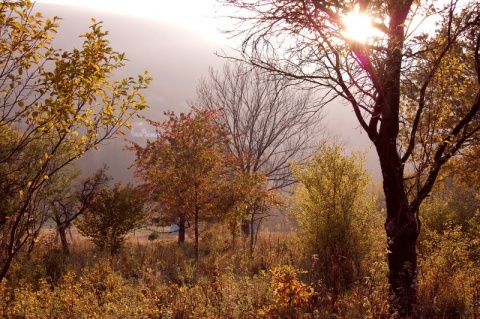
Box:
[31,1,468,183]
[32,0,376,180]
[36,0,226,42]
[35,0,235,112]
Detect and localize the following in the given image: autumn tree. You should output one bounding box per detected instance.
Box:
[221,170,279,249]
[195,61,323,249]
[219,0,480,315]
[128,108,232,260]
[75,183,146,255]
[0,1,150,281]
[290,142,381,295]
[47,166,110,255]
[420,179,479,239]
[0,126,63,258]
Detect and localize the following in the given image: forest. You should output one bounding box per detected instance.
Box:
[0,0,479,318]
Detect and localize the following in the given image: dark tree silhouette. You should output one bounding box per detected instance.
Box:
[219,0,480,315]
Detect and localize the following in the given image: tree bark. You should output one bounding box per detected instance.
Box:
[0,257,12,283]
[178,217,186,245]
[387,217,418,317]
[249,216,255,254]
[58,226,70,255]
[241,218,250,237]
[375,138,419,317]
[194,208,199,261]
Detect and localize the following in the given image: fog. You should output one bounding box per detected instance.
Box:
[34,3,379,182]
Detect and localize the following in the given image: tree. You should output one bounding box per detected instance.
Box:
[219,0,480,315]
[0,125,62,258]
[0,1,150,281]
[222,170,279,250]
[48,166,111,255]
[290,142,380,295]
[195,61,323,250]
[128,108,232,260]
[444,134,480,192]
[75,183,146,255]
[419,175,479,237]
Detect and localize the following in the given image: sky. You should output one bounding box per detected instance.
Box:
[35,0,235,114]
[36,0,226,42]
[32,0,376,181]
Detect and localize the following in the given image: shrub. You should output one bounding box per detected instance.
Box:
[75,183,146,255]
[289,142,382,293]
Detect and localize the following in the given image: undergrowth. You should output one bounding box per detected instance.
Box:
[0,225,478,318]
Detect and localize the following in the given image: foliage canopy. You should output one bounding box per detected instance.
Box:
[0,0,150,280]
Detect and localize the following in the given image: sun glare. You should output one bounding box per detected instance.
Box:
[342,12,377,43]
[35,0,214,30]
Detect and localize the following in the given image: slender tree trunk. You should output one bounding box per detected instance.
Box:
[230,223,237,251]
[241,217,250,237]
[58,226,70,255]
[249,216,255,254]
[178,217,186,245]
[0,256,12,283]
[376,139,419,317]
[194,208,199,261]
[374,5,416,314]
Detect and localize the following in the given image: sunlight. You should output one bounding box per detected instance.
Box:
[342,12,378,43]
[35,0,225,43]
[35,0,214,30]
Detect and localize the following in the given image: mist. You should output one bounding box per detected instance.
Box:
[34,3,378,183]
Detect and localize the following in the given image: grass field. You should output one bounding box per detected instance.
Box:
[0,224,478,318]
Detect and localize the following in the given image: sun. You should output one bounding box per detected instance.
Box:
[342,12,378,43]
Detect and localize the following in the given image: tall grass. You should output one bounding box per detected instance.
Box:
[0,225,478,318]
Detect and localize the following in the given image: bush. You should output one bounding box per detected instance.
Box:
[289,142,383,293]
[75,183,146,255]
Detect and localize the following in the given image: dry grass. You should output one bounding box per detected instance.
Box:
[0,225,478,318]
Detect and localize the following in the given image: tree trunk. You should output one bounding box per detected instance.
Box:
[58,226,70,255]
[241,217,250,237]
[230,224,237,251]
[249,216,255,254]
[0,256,12,283]
[387,216,418,317]
[375,139,419,317]
[194,208,199,261]
[178,218,186,245]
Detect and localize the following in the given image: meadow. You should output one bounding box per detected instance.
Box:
[1,222,478,319]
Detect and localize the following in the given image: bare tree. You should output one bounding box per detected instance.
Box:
[218,0,480,315]
[195,61,324,250]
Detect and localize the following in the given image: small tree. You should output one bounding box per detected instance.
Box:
[222,171,279,249]
[48,166,111,255]
[75,183,146,255]
[128,108,232,260]
[290,142,381,294]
